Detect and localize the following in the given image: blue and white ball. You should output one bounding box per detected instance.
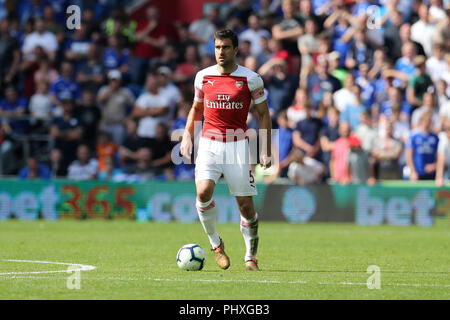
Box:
[176,244,206,271]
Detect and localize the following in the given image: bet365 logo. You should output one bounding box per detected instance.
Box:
[66,5,81,30]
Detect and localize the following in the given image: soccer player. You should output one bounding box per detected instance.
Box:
[180,29,271,271]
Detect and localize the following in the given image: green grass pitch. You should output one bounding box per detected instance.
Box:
[0,217,449,300]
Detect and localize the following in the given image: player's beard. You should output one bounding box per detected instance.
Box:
[217,56,236,71]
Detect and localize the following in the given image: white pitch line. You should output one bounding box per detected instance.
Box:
[0,259,96,275]
[5,276,447,289]
[1,266,449,289]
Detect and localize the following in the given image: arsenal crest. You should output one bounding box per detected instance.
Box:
[235,80,244,89]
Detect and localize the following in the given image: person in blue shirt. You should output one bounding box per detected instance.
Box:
[0,85,28,134]
[171,104,195,180]
[307,57,341,110]
[394,41,417,79]
[340,84,369,131]
[276,110,293,165]
[355,62,376,108]
[103,34,130,75]
[50,60,81,109]
[380,86,411,120]
[293,103,323,160]
[405,112,439,180]
[18,155,51,180]
[63,24,91,72]
[49,94,83,168]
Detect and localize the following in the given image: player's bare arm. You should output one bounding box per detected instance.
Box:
[180,100,204,158]
[254,99,272,169]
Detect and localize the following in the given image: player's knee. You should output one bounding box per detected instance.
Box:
[197,187,214,203]
[196,180,215,202]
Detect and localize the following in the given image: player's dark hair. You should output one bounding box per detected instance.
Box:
[214,29,239,48]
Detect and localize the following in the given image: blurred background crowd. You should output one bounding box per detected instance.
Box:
[0,0,449,185]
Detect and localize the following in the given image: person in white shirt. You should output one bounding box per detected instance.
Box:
[410,3,436,57]
[131,74,169,139]
[29,79,52,120]
[189,6,219,57]
[436,117,450,186]
[333,73,356,113]
[287,149,325,185]
[239,14,271,57]
[21,18,58,61]
[67,144,98,180]
[155,66,181,122]
[426,43,448,85]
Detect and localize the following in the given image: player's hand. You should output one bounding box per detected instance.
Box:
[424,163,436,173]
[180,134,193,159]
[410,171,419,181]
[260,154,272,169]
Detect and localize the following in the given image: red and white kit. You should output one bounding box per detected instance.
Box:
[194,64,267,196]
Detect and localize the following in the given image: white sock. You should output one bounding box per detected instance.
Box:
[240,212,259,261]
[196,198,221,249]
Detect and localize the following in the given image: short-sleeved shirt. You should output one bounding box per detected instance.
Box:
[239,28,271,56]
[98,86,135,125]
[18,164,51,180]
[411,106,440,129]
[67,159,98,180]
[408,73,433,103]
[0,97,28,132]
[272,127,293,163]
[380,100,412,118]
[406,130,439,176]
[194,64,266,141]
[340,103,368,131]
[78,61,104,90]
[295,117,323,147]
[288,157,324,184]
[29,93,52,119]
[307,73,341,109]
[135,92,169,139]
[103,48,130,71]
[266,73,298,112]
[331,137,351,183]
[52,115,82,164]
[50,76,81,102]
[320,124,339,165]
[395,57,416,78]
[22,31,58,59]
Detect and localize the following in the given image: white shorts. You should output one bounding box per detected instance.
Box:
[195,137,257,196]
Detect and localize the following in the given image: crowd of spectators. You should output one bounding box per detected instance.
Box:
[0,0,449,186]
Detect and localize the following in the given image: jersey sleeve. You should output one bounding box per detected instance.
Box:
[193,71,204,103]
[248,73,267,104]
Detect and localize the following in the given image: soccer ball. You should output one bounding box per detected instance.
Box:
[176,244,206,271]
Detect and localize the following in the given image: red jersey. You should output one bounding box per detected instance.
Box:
[194,65,266,140]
